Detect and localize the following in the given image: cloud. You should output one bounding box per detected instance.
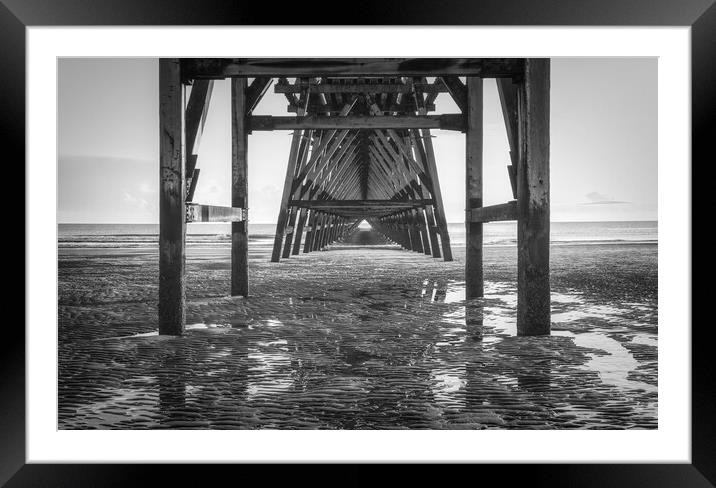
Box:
[581,191,630,205]
[123,191,154,212]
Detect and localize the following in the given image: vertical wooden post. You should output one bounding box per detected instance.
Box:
[159,59,186,335]
[319,214,328,249]
[304,210,316,253]
[410,210,424,253]
[417,208,431,255]
[465,77,484,299]
[424,205,441,258]
[282,207,297,259]
[281,130,310,259]
[231,78,249,297]
[324,215,335,248]
[314,213,326,251]
[517,59,551,335]
[417,129,453,261]
[271,131,302,262]
[292,207,307,255]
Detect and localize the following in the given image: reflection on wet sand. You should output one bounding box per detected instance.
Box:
[59,243,658,429]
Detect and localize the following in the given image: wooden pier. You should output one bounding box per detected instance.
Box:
[159,58,550,337]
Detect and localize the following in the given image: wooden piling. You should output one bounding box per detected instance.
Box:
[424,205,441,258]
[517,59,551,335]
[158,59,186,335]
[465,77,484,299]
[417,208,432,255]
[231,78,249,297]
[282,207,297,259]
[416,129,453,261]
[410,210,424,253]
[271,128,304,262]
[292,207,307,255]
[304,211,316,253]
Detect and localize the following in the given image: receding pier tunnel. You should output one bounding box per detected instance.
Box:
[159,58,550,337]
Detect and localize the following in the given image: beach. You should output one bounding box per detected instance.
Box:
[58,223,657,429]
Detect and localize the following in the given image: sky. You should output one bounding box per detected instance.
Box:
[58,58,657,224]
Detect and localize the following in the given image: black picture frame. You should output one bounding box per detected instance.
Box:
[8,0,710,485]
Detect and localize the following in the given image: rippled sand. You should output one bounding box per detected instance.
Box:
[58,232,657,429]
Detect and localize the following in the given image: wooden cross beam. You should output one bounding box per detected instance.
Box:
[186,204,246,222]
[288,101,436,114]
[181,58,525,80]
[249,114,465,131]
[275,82,449,94]
[468,201,517,223]
[289,199,433,209]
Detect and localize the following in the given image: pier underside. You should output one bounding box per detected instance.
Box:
[159,58,550,337]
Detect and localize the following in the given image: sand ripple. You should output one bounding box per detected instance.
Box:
[58,240,657,429]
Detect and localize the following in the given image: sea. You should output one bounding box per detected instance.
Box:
[58,221,657,254]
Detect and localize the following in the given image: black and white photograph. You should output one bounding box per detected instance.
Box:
[56,57,660,431]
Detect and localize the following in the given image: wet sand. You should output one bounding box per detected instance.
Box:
[58,232,657,429]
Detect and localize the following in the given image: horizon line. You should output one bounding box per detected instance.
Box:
[58,219,659,225]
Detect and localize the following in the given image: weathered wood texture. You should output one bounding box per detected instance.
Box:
[231,78,250,296]
[245,77,272,115]
[186,204,245,222]
[182,58,524,79]
[469,201,517,223]
[249,114,465,131]
[441,76,468,113]
[292,208,308,255]
[185,80,214,201]
[413,129,452,261]
[497,78,520,199]
[517,59,551,336]
[465,77,484,299]
[275,81,448,94]
[270,126,305,262]
[289,199,433,208]
[159,59,186,335]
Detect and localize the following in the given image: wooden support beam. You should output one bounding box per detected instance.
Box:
[291,208,308,256]
[159,59,186,335]
[185,80,214,201]
[497,78,520,165]
[271,127,305,262]
[245,77,273,115]
[412,79,453,261]
[468,201,517,223]
[424,205,441,258]
[282,207,298,259]
[281,128,312,259]
[275,81,449,94]
[290,199,433,209]
[517,59,551,336]
[271,86,311,262]
[187,168,200,203]
[441,76,468,113]
[507,164,518,199]
[249,114,465,131]
[303,211,316,253]
[314,213,327,251]
[498,78,520,200]
[289,101,436,114]
[417,207,432,256]
[409,210,424,253]
[231,78,250,297]
[186,204,246,222]
[182,58,525,79]
[412,130,453,261]
[465,76,484,299]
